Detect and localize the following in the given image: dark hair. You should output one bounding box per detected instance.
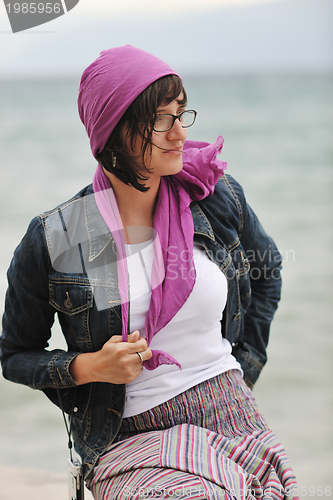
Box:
[97,75,187,192]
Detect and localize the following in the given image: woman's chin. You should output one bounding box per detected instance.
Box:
[147,156,184,180]
[164,158,184,176]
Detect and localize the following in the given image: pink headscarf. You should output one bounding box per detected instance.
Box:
[78,45,179,159]
[78,46,227,369]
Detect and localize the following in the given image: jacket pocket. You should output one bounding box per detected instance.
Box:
[49,280,93,348]
[49,281,93,315]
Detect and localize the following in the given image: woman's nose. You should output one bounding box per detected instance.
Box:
[166,118,187,141]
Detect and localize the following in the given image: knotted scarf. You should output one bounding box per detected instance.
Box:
[93,137,227,370]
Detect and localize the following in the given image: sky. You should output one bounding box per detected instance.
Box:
[0,0,332,78]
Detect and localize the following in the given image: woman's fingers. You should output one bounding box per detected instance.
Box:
[133,345,152,363]
[93,331,150,382]
[70,331,152,385]
[127,330,140,343]
[127,332,152,361]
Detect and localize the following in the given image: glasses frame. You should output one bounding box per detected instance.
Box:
[153,110,197,133]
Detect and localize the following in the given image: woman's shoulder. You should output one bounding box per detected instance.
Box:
[215,174,246,205]
[192,174,248,240]
[38,184,93,220]
[199,174,246,217]
[17,184,93,257]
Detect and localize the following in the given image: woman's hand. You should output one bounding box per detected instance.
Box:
[69,331,152,385]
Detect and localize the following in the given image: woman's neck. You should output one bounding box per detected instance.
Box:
[103,169,160,243]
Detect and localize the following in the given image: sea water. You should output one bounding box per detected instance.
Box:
[0,75,332,489]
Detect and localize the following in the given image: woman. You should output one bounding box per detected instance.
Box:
[0,45,298,499]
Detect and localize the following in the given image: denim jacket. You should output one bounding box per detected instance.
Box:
[0,174,282,479]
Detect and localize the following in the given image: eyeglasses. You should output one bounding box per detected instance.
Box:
[153,110,197,132]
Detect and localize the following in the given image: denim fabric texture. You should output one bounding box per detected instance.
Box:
[0,174,282,479]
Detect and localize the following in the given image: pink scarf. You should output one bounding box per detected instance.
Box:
[93,136,227,370]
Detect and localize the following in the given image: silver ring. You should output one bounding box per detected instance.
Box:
[136,352,144,364]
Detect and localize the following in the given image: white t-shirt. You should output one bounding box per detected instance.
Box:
[123,241,242,418]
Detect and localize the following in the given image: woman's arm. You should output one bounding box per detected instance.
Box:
[227,176,282,388]
[0,217,78,390]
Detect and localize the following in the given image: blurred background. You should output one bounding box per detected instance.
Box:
[0,0,332,493]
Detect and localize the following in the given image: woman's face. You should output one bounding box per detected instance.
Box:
[123,93,188,183]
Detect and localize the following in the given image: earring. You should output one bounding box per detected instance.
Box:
[112,153,117,168]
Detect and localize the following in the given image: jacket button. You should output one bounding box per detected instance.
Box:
[73,407,78,413]
[243,259,250,270]
[64,299,72,309]
[64,292,72,309]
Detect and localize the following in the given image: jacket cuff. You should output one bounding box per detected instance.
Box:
[48,350,80,388]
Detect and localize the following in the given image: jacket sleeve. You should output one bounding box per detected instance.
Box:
[227,176,282,388]
[0,216,79,392]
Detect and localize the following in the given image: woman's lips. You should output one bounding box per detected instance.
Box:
[163,147,183,155]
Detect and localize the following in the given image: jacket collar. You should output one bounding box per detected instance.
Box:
[83,184,114,261]
[190,202,215,241]
[84,187,216,261]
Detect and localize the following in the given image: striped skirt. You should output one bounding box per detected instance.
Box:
[87,370,298,499]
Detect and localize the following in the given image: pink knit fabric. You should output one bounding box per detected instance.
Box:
[78,45,179,159]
